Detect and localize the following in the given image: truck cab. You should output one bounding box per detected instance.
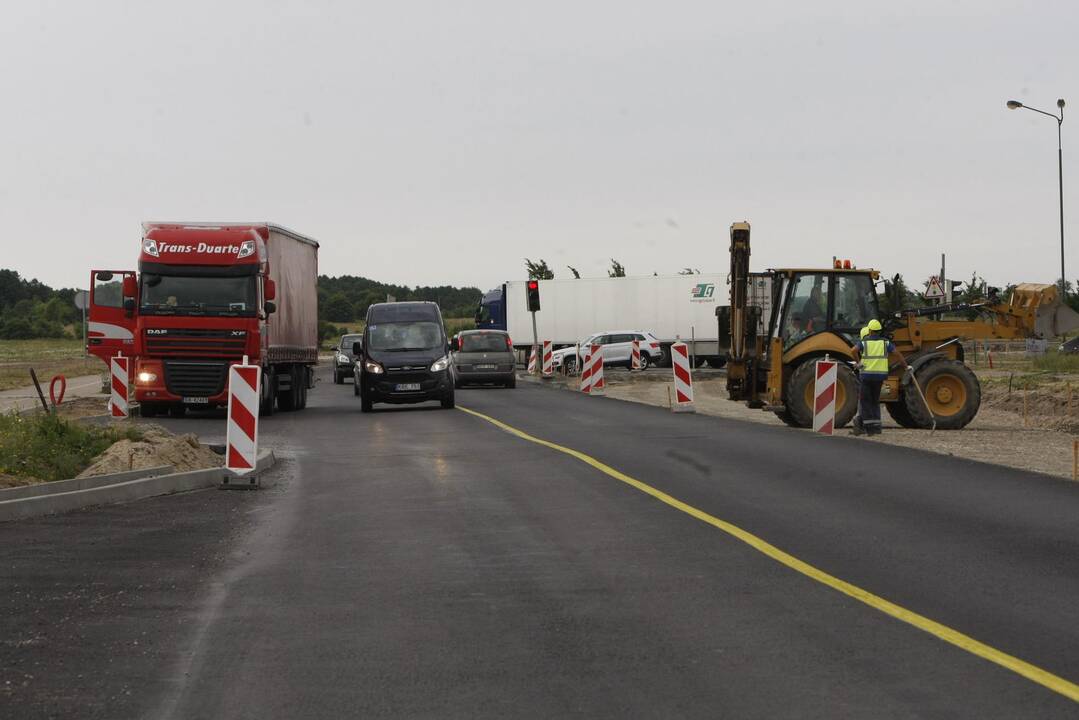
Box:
[88,222,318,417]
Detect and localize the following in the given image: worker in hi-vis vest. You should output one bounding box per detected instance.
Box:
[850,319,908,435]
[851,325,872,433]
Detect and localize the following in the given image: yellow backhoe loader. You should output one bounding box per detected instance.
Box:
[720,222,1079,429]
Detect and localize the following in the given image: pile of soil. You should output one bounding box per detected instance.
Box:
[980,384,1079,434]
[77,425,222,478]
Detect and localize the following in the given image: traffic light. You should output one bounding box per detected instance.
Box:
[526,280,541,312]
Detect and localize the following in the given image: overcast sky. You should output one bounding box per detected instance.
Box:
[1,1,1075,294]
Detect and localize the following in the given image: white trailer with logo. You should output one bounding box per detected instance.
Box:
[478,274,740,366]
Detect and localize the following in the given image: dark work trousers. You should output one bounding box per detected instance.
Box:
[858,375,885,430]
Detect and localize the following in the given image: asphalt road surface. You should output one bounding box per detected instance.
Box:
[3,368,1079,719]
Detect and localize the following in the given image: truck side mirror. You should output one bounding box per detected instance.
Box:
[122,275,137,297]
[264,301,276,315]
[352,341,363,355]
[265,278,277,301]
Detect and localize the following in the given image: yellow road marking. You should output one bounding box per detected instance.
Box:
[458,405,1079,704]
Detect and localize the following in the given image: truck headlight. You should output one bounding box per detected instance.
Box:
[430,356,449,372]
[137,371,157,384]
[364,359,384,374]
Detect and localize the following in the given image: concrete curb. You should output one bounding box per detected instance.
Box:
[0,450,275,523]
[0,465,175,501]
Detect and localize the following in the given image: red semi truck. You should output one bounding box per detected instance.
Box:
[87,222,320,417]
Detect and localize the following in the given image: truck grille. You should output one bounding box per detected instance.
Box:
[164,360,228,397]
[144,328,247,358]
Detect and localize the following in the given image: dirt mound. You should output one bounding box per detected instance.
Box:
[981,384,1079,434]
[77,424,222,478]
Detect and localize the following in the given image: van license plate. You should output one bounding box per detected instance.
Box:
[475,364,496,370]
[395,383,421,392]
[182,397,209,404]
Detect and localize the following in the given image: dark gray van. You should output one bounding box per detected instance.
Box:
[354,302,454,412]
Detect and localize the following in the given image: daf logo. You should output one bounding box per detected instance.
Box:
[147,329,168,335]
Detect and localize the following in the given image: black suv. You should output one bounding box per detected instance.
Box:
[354,302,454,412]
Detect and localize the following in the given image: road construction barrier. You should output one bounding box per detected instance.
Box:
[527,345,537,374]
[589,343,605,396]
[631,339,641,371]
[812,357,837,435]
[580,347,593,393]
[670,342,694,412]
[542,340,553,378]
[226,357,261,474]
[110,354,129,418]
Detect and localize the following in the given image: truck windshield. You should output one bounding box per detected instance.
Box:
[368,321,443,352]
[140,275,257,316]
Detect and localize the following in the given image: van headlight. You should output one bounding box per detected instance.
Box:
[364,359,384,374]
[336,353,350,364]
[430,356,449,372]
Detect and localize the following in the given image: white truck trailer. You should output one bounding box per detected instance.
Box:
[477,274,771,366]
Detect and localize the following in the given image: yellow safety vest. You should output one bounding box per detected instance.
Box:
[861,338,889,375]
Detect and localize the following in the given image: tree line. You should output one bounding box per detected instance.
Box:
[0,270,83,339]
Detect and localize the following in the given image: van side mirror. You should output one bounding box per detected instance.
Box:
[264,301,276,315]
[450,337,459,351]
[352,341,363,355]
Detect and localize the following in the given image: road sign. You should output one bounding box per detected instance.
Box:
[74,290,89,310]
[924,277,945,300]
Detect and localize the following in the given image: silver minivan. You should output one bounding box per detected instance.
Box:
[451,330,516,388]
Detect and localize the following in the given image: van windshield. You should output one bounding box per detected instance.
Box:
[368,321,443,352]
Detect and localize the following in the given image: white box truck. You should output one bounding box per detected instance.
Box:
[477,274,747,366]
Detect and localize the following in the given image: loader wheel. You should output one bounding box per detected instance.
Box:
[885,398,920,428]
[773,408,802,428]
[786,359,859,429]
[904,359,981,430]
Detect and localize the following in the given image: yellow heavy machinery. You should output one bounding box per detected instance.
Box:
[721,221,1079,429]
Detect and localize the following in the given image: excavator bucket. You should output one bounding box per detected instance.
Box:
[1010,283,1079,338]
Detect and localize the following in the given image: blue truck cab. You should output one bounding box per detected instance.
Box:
[476,285,507,331]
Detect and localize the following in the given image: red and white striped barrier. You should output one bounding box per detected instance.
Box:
[110,354,129,418]
[579,347,593,393]
[631,339,642,371]
[670,342,694,413]
[812,357,837,435]
[226,357,262,474]
[527,345,538,374]
[589,343,605,395]
[542,340,553,378]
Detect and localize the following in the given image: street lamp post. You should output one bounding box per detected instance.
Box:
[1007,98,1066,297]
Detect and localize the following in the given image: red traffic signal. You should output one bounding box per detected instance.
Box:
[526,280,541,312]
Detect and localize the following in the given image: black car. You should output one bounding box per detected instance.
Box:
[332,333,363,384]
[354,302,454,412]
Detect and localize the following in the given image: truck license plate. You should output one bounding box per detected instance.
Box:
[182,397,209,404]
[395,383,421,392]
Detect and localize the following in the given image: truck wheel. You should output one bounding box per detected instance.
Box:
[785,359,858,429]
[259,368,276,417]
[277,366,299,411]
[885,397,919,428]
[139,402,162,418]
[904,359,980,430]
[298,375,308,410]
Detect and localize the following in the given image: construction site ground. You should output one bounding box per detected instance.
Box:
[534,366,1079,481]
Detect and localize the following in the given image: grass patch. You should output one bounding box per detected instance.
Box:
[1031,351,1079,374]
[0,339,103,392]
[0,413,142,482]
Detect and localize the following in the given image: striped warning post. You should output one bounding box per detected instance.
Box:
[589,343,605,396]
[631,339,642,371]
[226,359,262,474]
[579,347,593,393]
[527,345,538,374]
[812,358,837,435]
[670,342,694,413]
[542,340,553,378]
[110,354,129,418]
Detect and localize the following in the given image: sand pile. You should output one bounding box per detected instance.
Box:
[77,424,222,478]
